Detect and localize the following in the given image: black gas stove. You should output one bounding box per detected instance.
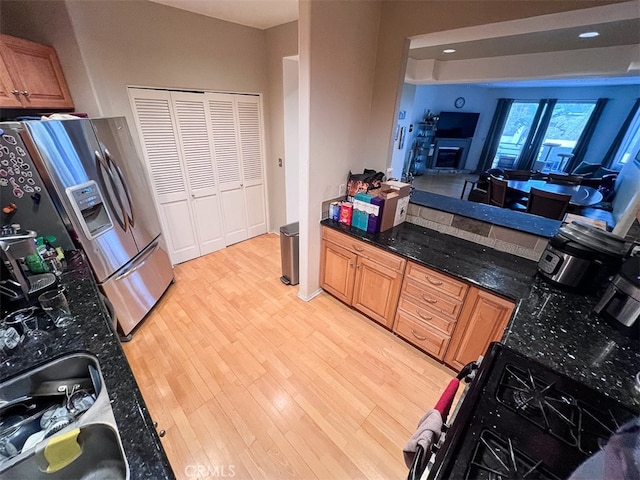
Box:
[427,343,639,480]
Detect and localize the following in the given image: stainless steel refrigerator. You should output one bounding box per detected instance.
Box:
[0,117,173,336]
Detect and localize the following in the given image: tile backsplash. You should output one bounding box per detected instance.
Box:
[321,199,550,261]
[407,203,548,261]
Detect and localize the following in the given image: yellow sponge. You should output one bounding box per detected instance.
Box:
[42,428,82,473]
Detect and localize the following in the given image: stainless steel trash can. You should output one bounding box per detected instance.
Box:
[280,222,299,285]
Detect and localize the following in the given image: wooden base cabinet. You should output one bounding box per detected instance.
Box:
[320,240,357,305]
[0,34,73,109]
[319,231,516,370]
[393,262,468,360]
[320,227,406,328]
[444,287,515,371]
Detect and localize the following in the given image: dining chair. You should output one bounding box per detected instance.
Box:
[526,187,572,220]
[503,169,532,181]
[547,173,583,185]
[488,175,508,207]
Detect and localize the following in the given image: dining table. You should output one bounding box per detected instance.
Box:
[506,179,603,206]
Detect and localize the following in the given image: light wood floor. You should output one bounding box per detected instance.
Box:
[122,234,457,480]
[412,172,473,199]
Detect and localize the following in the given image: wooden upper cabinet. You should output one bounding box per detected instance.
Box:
[444,287,515,371]
[0,34,73,109]
[0,52,23,107]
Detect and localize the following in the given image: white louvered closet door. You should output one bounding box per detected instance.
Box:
[207,92,248,246]
[170,92,226,255]
[236,96,267,238]
[129,88,199,264]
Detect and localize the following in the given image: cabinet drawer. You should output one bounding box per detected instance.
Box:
[406,262,467,300]
[397,296,455,334]
[394,311,450,360]
[322,227,406,272]
[402,277,463,319]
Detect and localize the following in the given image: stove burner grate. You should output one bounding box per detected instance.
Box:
[497,364,577,446]
[467,430,560,480]
[576,401,636,455]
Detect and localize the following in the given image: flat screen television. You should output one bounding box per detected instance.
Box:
[436,112,480,138]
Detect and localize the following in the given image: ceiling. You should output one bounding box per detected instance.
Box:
[147,0,298,30]
[407,2,640,87]
[409,18,640,61]
[146,1,639,86]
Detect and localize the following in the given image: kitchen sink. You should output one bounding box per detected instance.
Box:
[0,353,129,479]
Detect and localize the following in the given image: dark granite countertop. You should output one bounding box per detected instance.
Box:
[321,218,538,301]
[410,190,562,238]
[321,219,640,409]
[503,278,640,409]
[0,251,175,479]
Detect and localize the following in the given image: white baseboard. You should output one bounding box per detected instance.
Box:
[298,288,323,302]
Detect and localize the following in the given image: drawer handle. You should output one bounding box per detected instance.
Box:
[411,329,427,341]
[421,294,438,304]
[426,276,443,286]
[349,262,355,268]
[417,310,433,321]
[353,244,364,252]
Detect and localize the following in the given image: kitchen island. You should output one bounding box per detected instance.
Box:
[0,251,175,479]
[321,218,640,408]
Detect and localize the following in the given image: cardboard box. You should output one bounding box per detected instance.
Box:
[378,192,398,232]
[381,180,411,197]
[378,181,411,231]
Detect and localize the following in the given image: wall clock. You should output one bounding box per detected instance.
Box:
[454,96,465,109]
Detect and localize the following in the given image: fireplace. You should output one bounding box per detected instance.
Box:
[431,138,472,170]
[434,147,463,168]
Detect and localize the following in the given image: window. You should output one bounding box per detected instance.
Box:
[610,107,640,171]
[494,102,537,169]
[490,100,597,172]
[535,102,596,172]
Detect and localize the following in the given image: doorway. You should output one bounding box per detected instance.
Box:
[283,56,299,224]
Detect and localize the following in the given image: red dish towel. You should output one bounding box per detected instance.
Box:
[434,378,460,420]
[403,408,443,468]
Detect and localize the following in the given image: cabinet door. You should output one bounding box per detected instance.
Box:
[352,256,403,328]
[0,34,73,109]
[444,288,515,371]
[0,51,22,107]
[320,240,357,305]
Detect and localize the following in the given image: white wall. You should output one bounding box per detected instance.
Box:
[410,83,640,171]
[0,0,298,234]
[265,22,299,231]
[390,83,416,179]
[411,84,496,171]
[298,0,381,300]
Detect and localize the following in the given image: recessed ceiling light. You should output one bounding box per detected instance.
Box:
[443,49,456,54]
[579,31,600,38]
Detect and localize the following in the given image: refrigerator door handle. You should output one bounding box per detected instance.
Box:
[104,148,135,228]
[95,150,128,231]
[114,241,160,281]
